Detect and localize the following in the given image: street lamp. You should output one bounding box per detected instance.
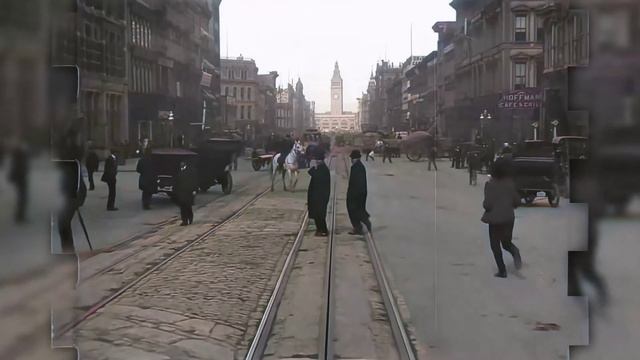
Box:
[168,110,175,148]
[531,121,539,140]
[551,119,559,139]
[479,109,492,139]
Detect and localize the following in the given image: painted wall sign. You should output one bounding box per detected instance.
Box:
[498,88,543,109]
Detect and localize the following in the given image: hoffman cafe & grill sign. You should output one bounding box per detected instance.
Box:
[497,88,543,109]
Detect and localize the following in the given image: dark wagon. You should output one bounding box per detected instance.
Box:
[512,141,562,207]
[193,137,243,194]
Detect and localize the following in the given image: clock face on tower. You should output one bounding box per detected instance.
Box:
[333,94,339,100]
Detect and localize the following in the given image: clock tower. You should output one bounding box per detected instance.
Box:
[331,61,343,115]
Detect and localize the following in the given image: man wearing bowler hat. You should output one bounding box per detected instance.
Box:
[347,150,372,235]
[307,149,331,236]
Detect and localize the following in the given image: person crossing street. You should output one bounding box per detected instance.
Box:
[101,149,118,211]
[176,160,197,226]
[307,150,331,236]
[481,158,522,278]
[347,150,372,235]
[427,145,438,171]
[85,141,99,191]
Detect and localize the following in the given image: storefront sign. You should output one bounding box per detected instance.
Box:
[498,89,542,109]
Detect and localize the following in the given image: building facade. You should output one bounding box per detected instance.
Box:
[315,62,357,133]
[433,21,457,138]
[538,1,589,138]
[51,0,128,152]
[368,60,402,131]
[220,56,261,140]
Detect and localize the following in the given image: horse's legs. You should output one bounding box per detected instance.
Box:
[292,170,299,192]
[270,163,276,192]
[282,167,287,191]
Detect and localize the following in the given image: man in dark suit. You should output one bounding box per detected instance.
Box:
[8,142,29,223]
[308,150,331,236]
[101,149,118,210]
[136,148,155,209]
[347,150,372,235]
[85,141,99,190]
[427,145,438,171]
[176,160,197,225]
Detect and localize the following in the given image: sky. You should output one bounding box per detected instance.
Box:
[220,0,456,113]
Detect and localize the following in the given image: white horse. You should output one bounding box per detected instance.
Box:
[271,143,303,192]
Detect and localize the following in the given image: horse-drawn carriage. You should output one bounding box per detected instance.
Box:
[511,140,562,207]
[401,131,432,161]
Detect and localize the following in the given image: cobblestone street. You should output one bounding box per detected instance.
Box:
[73,176,310,360]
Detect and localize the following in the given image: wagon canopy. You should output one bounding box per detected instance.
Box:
[401,131,432,151]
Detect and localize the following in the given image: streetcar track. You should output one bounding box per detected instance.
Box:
[343,153,417,360]
[245,152,417,360]
[80,183,270,282]
[54,186,273,340]
[245,156,336,359]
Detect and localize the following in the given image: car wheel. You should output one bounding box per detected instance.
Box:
[221,171,233,195]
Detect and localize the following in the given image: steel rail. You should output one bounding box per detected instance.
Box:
[319,155,338,360]
[343,153,416,360]
[245,156,337,360]
[363,227,416,360]
[81,182,265,281]
[55,186,272,339]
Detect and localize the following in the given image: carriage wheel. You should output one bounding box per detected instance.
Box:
[406,151,423,162]
[548,184,560,207]
[252,159,262,171]
[221,171,233,195]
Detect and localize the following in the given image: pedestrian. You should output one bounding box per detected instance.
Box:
[452,145,461,168]
[427,145,438,171]
[101,149,118,211]
[176,160,197,226]
[8,141,29,223]
[382,140,393,164]
[85,141,99,191]
[365,148,375,162]
[481,158,522,278]
[469,152,480,185]
[347,150,372,235]
[55,124,87,254]
[136,148,154,210]
[308,150,330,236]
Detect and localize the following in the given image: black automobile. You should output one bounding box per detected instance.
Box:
[512,140,562,207]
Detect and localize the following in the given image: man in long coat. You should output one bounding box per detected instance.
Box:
[85,141,99,190]
[101,149,118,211]
[136,148,155,209]
[308,150,331,236]
[347,150,372,235]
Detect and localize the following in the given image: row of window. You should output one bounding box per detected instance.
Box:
[544,11,589,70]
[131,60,154,93]
[131,16,151,48]
[226,69,250,80]
[224,86,252,100]
[237,105,253,120]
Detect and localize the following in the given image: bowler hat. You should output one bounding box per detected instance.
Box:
[349,150,361,159]
[315,149,326,160]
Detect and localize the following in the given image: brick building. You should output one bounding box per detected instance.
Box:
[450,0,545,144]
